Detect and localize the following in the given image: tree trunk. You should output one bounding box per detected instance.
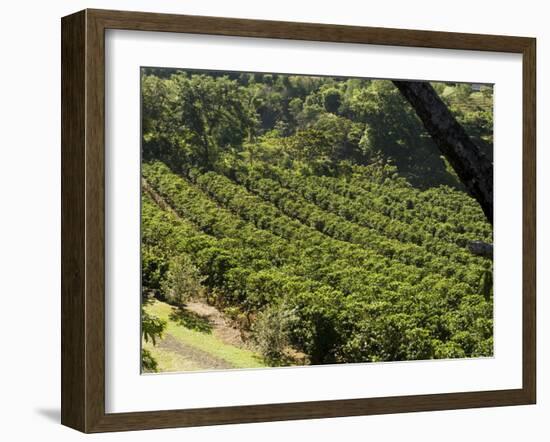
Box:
[392,80,493,224]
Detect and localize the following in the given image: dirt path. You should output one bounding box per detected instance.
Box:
[157,334,234,370]
[185,301,248,348]
[144,299,265,373]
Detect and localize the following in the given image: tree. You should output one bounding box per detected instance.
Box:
[347,80,461,188]
[161,254,206,307]
[392,80,494,224]
[323,87,342,114]
[252,303,297,365]
[176,74,258,168]
[142,72,258,170]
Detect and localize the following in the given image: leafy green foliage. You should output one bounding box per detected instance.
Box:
[140,69,494,366]
[141,348,159,373]
[141,70,493,190]
[142,72,257,170]
[141,310,167,346]
[142,161,492,364]
[141,295,167,371]
[161,254,206,307]
[252,303,298,365]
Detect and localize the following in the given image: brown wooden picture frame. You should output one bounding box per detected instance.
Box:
[61,8,536,433]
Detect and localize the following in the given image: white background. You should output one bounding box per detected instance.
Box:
[0,0,547,440]
[106,30,523,413]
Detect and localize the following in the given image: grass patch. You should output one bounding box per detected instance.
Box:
[169,308,213,333]
[142,340,203,373]
[144,300,266,371]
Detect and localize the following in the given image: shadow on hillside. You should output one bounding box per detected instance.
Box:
[169,308,213,334]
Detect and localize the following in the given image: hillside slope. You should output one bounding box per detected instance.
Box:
[142,160,493,367]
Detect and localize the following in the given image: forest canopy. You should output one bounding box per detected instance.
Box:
[142,68,493,188]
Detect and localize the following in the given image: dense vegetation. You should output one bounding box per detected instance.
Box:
[141,68,493,370]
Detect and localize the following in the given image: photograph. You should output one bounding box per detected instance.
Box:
[140,68,494,373]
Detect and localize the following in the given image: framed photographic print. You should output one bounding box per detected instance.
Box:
[61,9,536,433]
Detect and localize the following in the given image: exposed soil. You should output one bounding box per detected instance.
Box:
[185,300,250,349]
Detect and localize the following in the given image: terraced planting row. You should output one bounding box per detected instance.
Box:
[142,161,493,362]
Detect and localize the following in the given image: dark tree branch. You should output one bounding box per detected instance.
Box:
[467,241,493,260]
[392,80,493,224]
